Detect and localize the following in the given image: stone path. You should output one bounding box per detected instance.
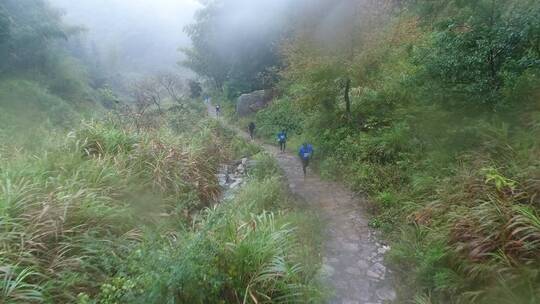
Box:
[209,105,396,303]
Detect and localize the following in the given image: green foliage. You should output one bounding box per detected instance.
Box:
[230,135,261,159]
[188,79,203,98]
[81,156,322,304]
[415,0,540,107]
[75,121,138,156]
[0,0,71,74]
[255,98,305,138]
[1,104,322,303]
[244,0,540,302]
[0,0,98,119]
[0,4,10,46]
[0,266,43,304]
[0,117,212,302]
[0,79,79,138]
[46,55,92,101]
[248,152,281,182]
[183,0,282,95]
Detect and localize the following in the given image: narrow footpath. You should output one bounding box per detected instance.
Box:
[209,106,396,304]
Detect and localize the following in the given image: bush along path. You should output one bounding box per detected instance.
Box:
[208,105,396,304]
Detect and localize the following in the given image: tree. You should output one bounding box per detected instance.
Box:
[282,0,394,117]
[0,0,70,73]
[417,0,540,107]
[133,77,164,113]
[182,0,286,96]
[157,72,185,104]
[188,80,202,99]
[0,4,10,46]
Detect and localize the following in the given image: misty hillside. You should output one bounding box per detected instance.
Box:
[49,0,199,75]
[1,0,540,304]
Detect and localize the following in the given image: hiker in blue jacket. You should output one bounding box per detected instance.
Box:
[277,130,287,152]
[298,143,314,176]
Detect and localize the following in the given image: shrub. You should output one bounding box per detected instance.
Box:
[255,98,305,139]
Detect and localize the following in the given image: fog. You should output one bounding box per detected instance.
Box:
[50,0,201,75]
[46,0,374,92]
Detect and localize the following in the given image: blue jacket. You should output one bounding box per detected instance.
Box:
[299,144,314,160]
[277,131,287,142]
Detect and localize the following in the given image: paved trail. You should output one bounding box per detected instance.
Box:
[209,106,396,303]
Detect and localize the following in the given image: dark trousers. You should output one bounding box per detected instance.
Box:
[249,129,254,139]
[301,158,310,175]
[279,141,286,152]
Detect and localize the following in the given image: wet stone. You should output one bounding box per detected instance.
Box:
[366,270,381,280]
[376,286,397,301]
[378,245,391,255]
[366,263,386,281]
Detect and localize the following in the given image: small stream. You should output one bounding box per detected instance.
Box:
[217,157,256,200]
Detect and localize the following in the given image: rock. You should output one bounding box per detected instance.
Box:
[378,245,391,255]
[320,263,335,277]
[236,90,274,116]
[367,263,386,280]
[376,287,397,301]
[366,270,380,280]
[236,164,245,174]
[230,179,243,189]
[217,174,228,187]
[372,262,386,273]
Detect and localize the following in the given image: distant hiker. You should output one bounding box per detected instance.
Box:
[277,130,287,152]
[215,105,221,117]
[298,142,314,176]
[248,122,256,140]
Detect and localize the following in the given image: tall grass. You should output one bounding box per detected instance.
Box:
[71,154,322,304]
[0,107,322,303]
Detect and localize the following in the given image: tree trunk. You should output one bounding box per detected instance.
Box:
[344,77,351,116]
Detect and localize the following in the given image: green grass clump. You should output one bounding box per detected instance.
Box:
[107,176,323,304]
[0,107,323,303]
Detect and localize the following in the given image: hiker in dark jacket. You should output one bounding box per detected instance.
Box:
[277,130,287,152]
[298,143,314,176]
[248,122,256,140]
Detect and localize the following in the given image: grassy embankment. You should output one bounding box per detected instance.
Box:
[0,80,323,303]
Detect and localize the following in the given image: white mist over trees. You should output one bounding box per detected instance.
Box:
[50,0,200,82]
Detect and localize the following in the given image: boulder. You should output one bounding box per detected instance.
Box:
[236,90,274,116]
